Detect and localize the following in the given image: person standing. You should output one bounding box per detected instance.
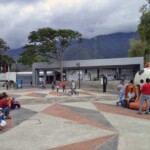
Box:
[30,81,32,86]
[56,84,60,92]
[71,80,77,95]
[139,79,144,90]
[4,81,9,90]
[16,81,19,90]
[51,80,55,90]
[61,81,67,92]
[20,80,23,89]
[116,80,127,106]
[137,78,150,115]
[102,75,107,92]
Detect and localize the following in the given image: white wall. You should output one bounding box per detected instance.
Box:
[0,72,16,81]
[100,69,116,80]
[67,70,79,81]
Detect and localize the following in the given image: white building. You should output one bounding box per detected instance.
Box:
[32,57,144,85]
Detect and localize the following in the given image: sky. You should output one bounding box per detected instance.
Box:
[0,0,147,49]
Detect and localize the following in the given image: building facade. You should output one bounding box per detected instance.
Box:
[32,57,144,85]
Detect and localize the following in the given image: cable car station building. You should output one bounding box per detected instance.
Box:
[32,57,143,85]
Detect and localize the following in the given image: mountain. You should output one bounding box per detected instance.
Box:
[64,32,138,60]
[6,32,138,61]
[6,47,24,60]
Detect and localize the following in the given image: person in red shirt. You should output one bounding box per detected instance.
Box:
[60,81,67,92]
[0,94,11,119]
[137,78,150,115]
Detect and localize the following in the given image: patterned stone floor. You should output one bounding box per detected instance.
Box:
[0,88,150,150]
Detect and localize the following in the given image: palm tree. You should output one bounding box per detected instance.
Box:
[0,38,13,72]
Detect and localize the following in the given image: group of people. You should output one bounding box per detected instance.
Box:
[40,80,79,95]
[55,81,67,93]
[3,80,23,90]
[117,79,150,115]
[56,80,78,95]
[117,80,136,107]
[0,92,21,130]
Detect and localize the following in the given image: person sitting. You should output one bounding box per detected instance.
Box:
[0,108,7,130]
[0,93,11,119]
[2,92,21,109]
[123,88,136,108]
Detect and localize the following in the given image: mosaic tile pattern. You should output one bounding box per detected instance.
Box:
[93,102,150,120]
[49,135,115,150]
[62,105,115,131]
[0,89,149,150]
[42,103,112,131]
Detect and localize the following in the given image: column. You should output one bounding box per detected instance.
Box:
[34,69,39,85]
[43,70,47,84]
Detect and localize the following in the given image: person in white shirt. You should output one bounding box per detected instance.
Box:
[117,80,127,106]
[70,80,77,95]
[124,88,136,108]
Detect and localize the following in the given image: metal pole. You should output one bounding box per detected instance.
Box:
[16,61,17,82]
[79,65,80,89]
[76,62,80,89]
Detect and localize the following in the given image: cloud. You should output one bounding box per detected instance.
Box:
[0,0,147,48]
[0,0,42,5]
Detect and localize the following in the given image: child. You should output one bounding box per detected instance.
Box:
[11,98,21,109]
[56,84,60,93]
[124,88,136,107]
[0,108,7,130]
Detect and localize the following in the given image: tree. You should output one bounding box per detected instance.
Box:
[138,12,150,45]
[0,38,13,72]
[2,55,15,71]
[128,40,145,57]
[20,27,82,81]
[128,0,150,62]
[128,40,150,62]
[0,38,9,54]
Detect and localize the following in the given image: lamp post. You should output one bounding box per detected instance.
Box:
[16,61,17,82]
[76,62,80,89]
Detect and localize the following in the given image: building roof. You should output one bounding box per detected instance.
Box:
[32,57,144,70]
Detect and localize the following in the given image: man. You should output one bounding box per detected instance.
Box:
[137,78,150,115]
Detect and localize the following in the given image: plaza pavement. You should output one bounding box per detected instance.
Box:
[0,88,150,150]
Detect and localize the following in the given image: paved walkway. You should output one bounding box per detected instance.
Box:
[0,88,150,150]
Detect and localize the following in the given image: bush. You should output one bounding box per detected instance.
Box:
[93,77,99,81]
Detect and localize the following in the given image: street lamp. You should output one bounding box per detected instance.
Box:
[16,61,18,82]
[76,62,80,89]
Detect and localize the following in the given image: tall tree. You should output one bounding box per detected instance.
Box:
[0,38,12,72]
[128,0,150,62]
[128,40,145,57]
[20,27,82,81]
[2,55,15,71]
[0,38,9,54]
